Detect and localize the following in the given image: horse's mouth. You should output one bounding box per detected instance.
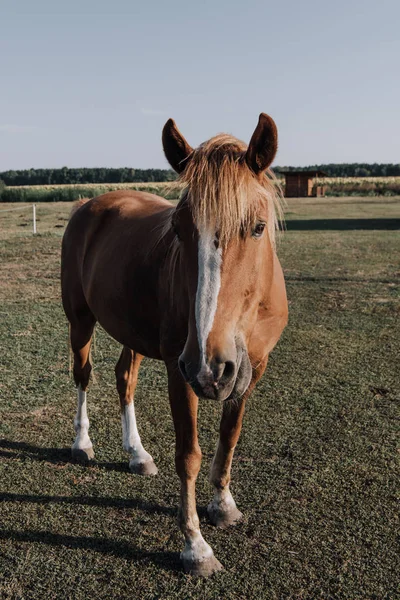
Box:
[191,348,252,402]
[225,348,252,401]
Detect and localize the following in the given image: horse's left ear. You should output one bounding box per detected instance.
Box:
[245,113,278,177]
[162,118,193,174]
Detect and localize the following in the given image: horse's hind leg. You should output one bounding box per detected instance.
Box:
[115,346,158,475]
[70,314,96,463]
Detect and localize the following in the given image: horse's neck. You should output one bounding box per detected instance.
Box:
[158,239,189,318]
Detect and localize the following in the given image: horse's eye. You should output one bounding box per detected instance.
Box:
[252,222,266,238]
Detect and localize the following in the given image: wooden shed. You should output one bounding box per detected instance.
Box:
[282,170,328,198]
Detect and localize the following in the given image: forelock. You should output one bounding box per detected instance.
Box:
[176,134,283,247]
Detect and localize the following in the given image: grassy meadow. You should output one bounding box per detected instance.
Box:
[314,176,400,197]
[0,196,399,599]
[0,182,180,204]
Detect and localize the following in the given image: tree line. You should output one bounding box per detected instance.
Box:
[1,163,400,186]
[0,167,177,186]
[273,163,400,177]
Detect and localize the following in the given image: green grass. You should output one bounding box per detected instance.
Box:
[0,182,180,204]
[0,198,399,599]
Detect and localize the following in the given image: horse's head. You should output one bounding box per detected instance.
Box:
[163,114,281,401]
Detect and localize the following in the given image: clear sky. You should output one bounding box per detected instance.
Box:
[1,0,399,170]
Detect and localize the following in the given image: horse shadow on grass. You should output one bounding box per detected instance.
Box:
[0,439,132,472]
[0,438,185,572]
[0,438,179,518]
[283,217,400,231]
[0,528,181,573]
[0,439,75,465]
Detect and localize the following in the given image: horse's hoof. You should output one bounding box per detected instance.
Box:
[207,502,243,528]
[129,458,158,476]
[182,554,223,577]
[71,446,95,464]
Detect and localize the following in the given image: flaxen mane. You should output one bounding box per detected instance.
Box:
[177,134,283,248]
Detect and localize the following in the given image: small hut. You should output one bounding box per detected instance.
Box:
[282,170,328,198]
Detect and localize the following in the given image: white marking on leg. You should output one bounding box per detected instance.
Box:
[72,385,92,451]
[121,402,154,468]
[178,458,222,573]
[209,486,237,514]
[195,226,222,377]
[181,530,214,564]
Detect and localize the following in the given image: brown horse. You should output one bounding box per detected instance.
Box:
[61,113,288,576]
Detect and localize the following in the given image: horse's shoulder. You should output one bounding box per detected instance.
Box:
[248,252,288,361]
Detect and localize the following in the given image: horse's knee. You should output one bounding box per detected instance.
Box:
[73,358,92,390]
[115,348,142,407]
[175,444,202,481]
[115,369,129,400]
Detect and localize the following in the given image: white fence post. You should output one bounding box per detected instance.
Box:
[33,204,37,234]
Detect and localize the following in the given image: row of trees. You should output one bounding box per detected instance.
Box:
[274,163,400,177]
[0,167,177,186]
[1,164,400,186]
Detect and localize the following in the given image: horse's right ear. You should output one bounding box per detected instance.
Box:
[162,119,193,173]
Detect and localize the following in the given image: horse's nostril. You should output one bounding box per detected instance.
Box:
[222,360,235,381]
[178,358,188,381]
[211,359,236,386]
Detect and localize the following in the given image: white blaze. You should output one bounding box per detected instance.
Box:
[195,227,223,368]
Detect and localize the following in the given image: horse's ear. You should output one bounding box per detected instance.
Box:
[162,119,193,173]
[245,113,278,177]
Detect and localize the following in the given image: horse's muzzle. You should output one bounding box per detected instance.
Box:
[179,346,252,401]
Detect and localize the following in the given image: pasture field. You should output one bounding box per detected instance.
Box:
[0,182,180,204]
[2,175,400,204]
[313,176,400,196]
[0,197,399,599]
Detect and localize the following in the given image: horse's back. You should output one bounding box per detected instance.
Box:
[67,189,172,232]
[62,189,172,277]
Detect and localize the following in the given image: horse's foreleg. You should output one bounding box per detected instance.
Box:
[115,347,157,475]
[208,359,268,528]
[167,361,222,577]
[207,397,246,528]
[70,320,96,463]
